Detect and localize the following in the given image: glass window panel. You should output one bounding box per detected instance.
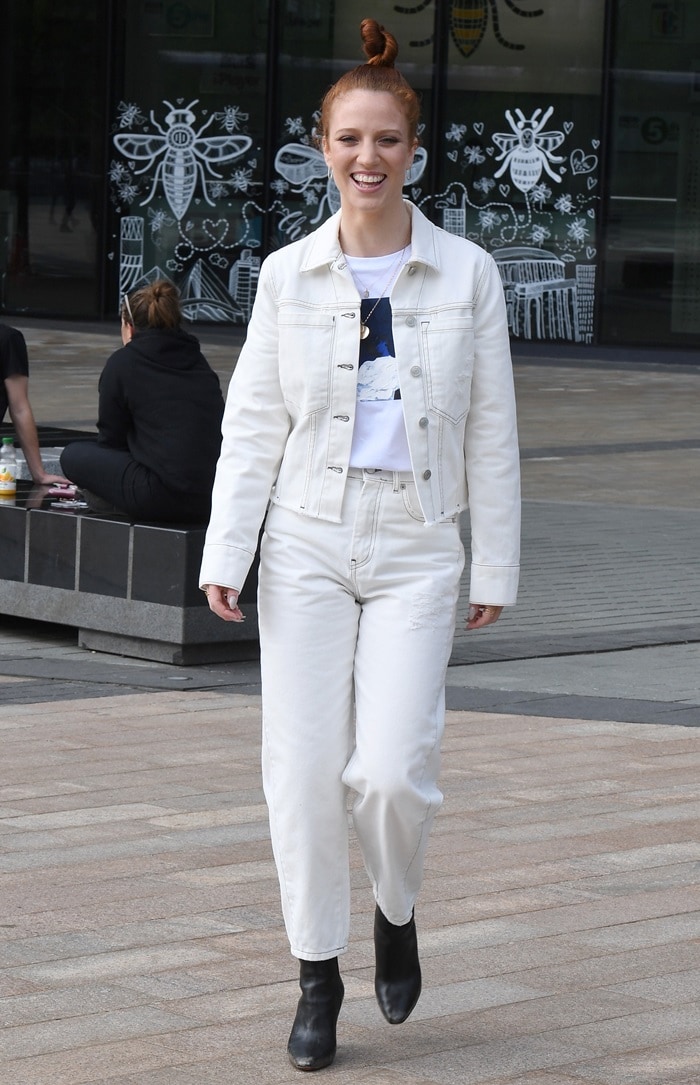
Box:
[2,2,107,317]
[111,1,267,323]
[600,0,700,346]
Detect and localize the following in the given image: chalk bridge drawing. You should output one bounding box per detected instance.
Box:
[430,105,599,343]
[394,0,545,57]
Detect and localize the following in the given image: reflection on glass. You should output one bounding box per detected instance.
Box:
[600,0,700,347]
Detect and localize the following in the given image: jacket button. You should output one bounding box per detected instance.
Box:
[406,316,416,327]
[410,365,421,377]
[407,265,416,275]
[419,416,429,428]
[422,469,431,480]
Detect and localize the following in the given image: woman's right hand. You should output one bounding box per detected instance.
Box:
[203,584,245,622]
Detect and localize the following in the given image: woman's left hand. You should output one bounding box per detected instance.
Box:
[203,584,245,623]
[466,604,503,630]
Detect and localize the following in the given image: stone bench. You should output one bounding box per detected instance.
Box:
[0,480,259,665]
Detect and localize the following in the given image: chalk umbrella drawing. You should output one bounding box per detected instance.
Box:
[274,142,428,224]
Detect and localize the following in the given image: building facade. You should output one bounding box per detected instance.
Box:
[2,0,699,354]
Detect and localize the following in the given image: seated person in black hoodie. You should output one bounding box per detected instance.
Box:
[61,280,224,523]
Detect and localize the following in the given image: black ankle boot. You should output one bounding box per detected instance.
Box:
[374,905,422,1024]
[287,957,344,1071]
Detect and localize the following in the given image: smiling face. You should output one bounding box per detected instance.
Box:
[322,89,417,220]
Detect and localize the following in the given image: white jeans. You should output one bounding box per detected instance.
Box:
[258,469,465,960]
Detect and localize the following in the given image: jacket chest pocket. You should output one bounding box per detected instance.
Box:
[419,314,474,423]
[278,310,337,413]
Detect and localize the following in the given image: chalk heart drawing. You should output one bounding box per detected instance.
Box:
[564,121,574,134]
[448,149,458,162]
[474,122,484,134]
[203,219,229,244]
[586,246,597,259]
[499,183,510,197]
[570,149,597,174]
[587,208,596,219]
[592,139,600,149]
[587,177,598,190]
[486,147,495,155]
[411,187,422,200]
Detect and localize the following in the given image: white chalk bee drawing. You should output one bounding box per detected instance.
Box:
[113,99,252,221]
[274,142,428,223]
[492,107,565,193]
[395,0,545,58]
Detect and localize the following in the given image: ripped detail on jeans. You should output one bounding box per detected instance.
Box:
[408,591,450,631]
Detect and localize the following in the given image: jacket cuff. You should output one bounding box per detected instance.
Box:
[199,542,252,594]
[469,562,519,606]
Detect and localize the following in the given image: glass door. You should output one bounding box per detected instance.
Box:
[599,0,700,347]
[1,2,109,317]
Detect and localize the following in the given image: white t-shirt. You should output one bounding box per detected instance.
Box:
[345,250,412,471]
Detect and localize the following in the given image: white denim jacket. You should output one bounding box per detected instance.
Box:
[200,201,520,604]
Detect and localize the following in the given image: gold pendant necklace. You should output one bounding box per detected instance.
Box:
[351,247,407,340]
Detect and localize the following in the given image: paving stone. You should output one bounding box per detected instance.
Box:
[604,968,700,1007]
[566,1035,700,1084]
[0,1005,197,1060]
[0,983,148,1026]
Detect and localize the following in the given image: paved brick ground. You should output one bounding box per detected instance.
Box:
[2,688,700,1083]
[1,321,699,1082]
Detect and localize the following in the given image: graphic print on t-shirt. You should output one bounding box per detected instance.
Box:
[358,297,401,402]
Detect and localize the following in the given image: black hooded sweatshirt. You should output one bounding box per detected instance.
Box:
[97,327,224,496]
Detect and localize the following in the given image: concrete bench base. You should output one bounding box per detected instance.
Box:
[0,482,259,665]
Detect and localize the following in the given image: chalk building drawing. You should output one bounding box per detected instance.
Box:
[430,104,599,342]
[229,249,261,322]
[119,217,144,297]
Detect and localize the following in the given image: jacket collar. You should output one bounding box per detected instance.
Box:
[300,200,440,274]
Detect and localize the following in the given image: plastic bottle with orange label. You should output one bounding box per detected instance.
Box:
[0,436,17,497]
